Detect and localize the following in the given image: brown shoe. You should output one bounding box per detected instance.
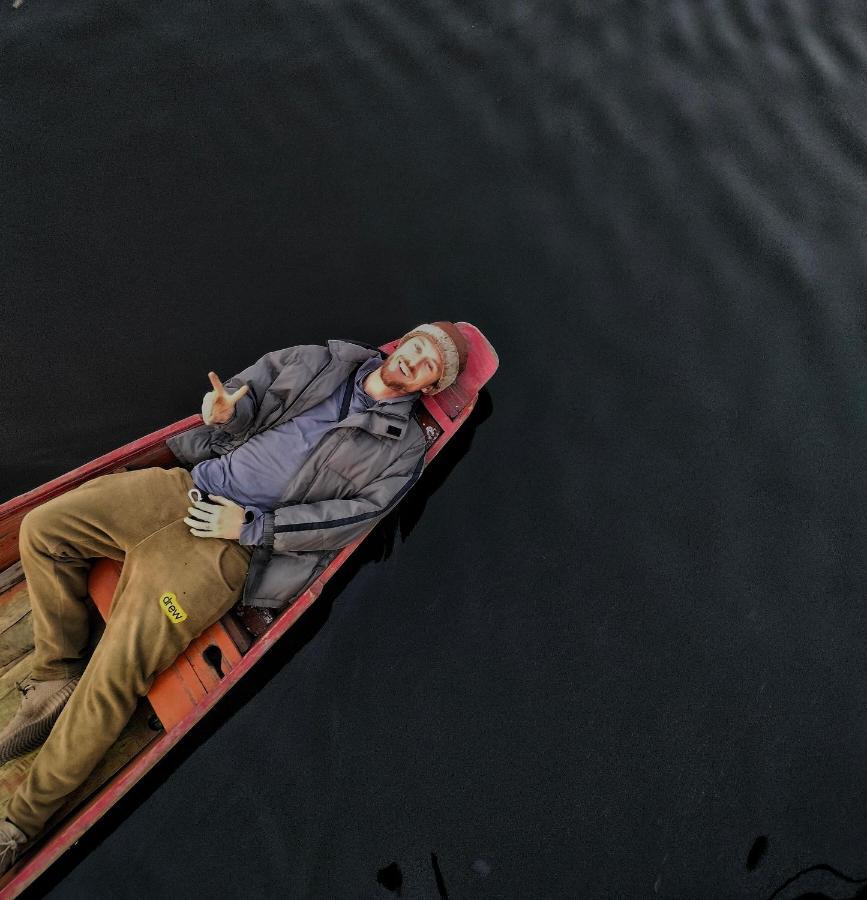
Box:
[0,819,27,875]
[0,675,80,765]
[0,819,27,876]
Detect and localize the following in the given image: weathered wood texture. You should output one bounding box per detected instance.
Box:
[0,584,33,676]
[0,563,24,595]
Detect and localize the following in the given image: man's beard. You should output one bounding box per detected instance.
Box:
[379,356,408,391]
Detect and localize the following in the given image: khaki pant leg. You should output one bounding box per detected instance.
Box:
[19,467,196,679]
[7,518,252,838]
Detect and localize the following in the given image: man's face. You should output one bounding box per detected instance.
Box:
[380,333,444,395]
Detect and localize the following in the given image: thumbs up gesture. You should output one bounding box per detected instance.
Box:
[202,371,250,426]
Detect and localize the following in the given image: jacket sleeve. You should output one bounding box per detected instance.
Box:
[216,345,321,436]
[217,389,256,436]
[259,439,427,553]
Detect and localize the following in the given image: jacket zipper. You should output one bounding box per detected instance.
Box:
[241,356,335,603]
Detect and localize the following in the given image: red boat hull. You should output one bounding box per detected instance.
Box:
[0,323,498,897]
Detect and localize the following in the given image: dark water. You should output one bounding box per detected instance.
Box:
[2,1,867,897]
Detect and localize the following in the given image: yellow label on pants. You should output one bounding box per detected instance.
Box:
[159,592,187,624]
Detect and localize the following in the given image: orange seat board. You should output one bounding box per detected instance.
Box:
[88,558,240,730]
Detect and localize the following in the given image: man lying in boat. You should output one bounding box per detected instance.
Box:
[0,322,469,873]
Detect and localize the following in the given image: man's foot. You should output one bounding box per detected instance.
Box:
[0,675,80,766]
[0,819,27,876]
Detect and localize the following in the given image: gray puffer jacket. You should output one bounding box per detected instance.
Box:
[166,339,427,609]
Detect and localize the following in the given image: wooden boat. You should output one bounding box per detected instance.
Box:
[0,323,498,897]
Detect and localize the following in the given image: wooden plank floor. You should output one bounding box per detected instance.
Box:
[0,574,159,835]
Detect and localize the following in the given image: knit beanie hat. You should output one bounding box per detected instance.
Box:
[400,321,469,394]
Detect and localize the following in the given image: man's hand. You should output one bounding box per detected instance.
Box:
[202,371,250,426]
[185,496,246,540]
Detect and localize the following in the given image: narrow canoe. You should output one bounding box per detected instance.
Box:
[0,323,498,897]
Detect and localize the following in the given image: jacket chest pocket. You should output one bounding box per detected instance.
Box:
[319,432,386,492]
